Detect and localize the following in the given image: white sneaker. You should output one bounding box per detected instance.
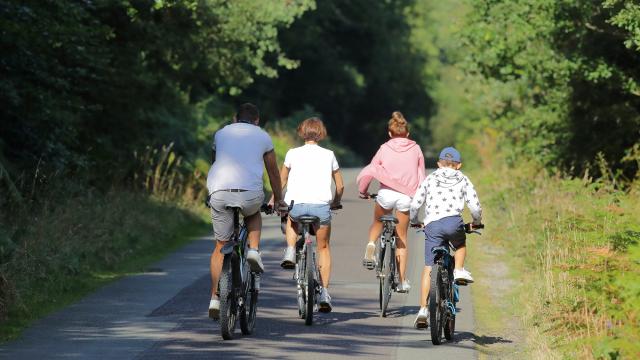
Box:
[208,299,220,320]
[362,242,376,269]
[414,307,429,329]
[318,287,332,313]
[454,268,474,285]
[246,248,264,273]
[280,246,295,269]
[397,280,411,293]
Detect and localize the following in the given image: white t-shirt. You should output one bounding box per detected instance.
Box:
[206,122,274,193]
[283,144,339,205]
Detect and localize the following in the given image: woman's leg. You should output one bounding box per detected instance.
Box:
[316,225,331,288]
[395,210,410,283]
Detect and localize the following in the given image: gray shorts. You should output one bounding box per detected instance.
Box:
[209,190,264,241]
[424,215,466,266]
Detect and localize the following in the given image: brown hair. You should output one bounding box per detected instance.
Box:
[388,111,409,137]
[438,159,460,167]
[297,117,327,142]
[236,103,259,122]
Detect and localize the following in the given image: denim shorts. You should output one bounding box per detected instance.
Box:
[424,215,466,266]
[289,203,331,226]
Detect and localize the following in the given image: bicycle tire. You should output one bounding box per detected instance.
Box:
[239,270,258,335]
[304,232,314,326]
[429,263,444,345]
[377,244,384,311]
[380,231,394,317]
[297,246,306,319]
[444,267,455,340]
[219,255,237,340]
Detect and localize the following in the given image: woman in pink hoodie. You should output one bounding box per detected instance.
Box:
[357,111,426,293]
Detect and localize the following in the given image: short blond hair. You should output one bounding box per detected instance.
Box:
[388,111,409,137]
[297,117,327,142]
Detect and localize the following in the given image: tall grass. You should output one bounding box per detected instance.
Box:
[468,133,640,359]
[0,144,209,341]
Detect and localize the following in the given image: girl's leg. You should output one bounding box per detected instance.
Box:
[395,210,410,283]
[420,265,431,307]
[316,225,332,288]
[368,203,390,243]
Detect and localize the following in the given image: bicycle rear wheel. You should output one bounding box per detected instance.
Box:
[304,233,315,326]
[429,264,444,345]
[296,245,307,319]
[444,268,456,340]
[380,237,394,317]
[239,269,258,335]
[219,255,237,340]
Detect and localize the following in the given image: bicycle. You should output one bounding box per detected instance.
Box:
[217,204,273,340]
[427,222,484,345]
[362,194,401,318]
[289,201,342,325]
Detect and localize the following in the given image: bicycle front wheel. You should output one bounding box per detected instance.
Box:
[429,264,444,345]
[304,234,315,326]
[380,240,394,317]
[219,255,237,340]
[239,269,258,335]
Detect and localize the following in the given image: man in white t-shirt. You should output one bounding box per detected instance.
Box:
[278,117,344,312]
[206,103,286,320]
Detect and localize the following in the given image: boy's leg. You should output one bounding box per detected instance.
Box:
[454,245,466,270]
[420,265,431,307]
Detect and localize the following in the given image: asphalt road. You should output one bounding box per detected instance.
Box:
[0,168,477,359]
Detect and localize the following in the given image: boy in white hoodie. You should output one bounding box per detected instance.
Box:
[409,147,482,328]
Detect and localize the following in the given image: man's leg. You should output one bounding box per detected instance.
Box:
[210,240,226,298]
[245,211,262,250]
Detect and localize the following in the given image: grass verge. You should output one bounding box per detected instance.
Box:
[466,136,640,359]
[0,191,208,342]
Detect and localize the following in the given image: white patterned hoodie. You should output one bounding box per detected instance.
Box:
[409,167,482,226]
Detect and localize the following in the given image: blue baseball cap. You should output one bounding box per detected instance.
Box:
[439,147,461,162]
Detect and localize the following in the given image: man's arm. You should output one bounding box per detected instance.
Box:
[331,169,344,207]
[263,150,283,202]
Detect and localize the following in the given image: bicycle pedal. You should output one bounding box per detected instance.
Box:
[455,279,469,286]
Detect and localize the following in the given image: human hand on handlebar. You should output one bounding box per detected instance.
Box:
[275,200,289,216]
[330,200,342,210]
[358,192,370,199]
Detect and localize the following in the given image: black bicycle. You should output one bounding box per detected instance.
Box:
[290,201,342,325]
[362,194,400,318]
[217,204,272,340]
[428,223,484,345]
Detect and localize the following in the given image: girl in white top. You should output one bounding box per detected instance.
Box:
[278,118,344,313]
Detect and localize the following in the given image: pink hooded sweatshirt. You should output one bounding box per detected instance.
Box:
[357,137,426,197]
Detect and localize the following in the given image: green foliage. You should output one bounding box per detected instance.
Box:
[0,0,313,180]
[245,0,433,159]
[458,0,640,180]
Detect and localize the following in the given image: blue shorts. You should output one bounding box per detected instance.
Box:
[289,203,331,226]
[424,216,466,266]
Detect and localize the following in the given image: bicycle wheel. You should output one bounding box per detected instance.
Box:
[429,264,444,345]
[304,233,315,326]
[444,268,456,340]
[239,268,258,335]
[380,236,394,317]
[296,246,307,319]
[377,244,384,311]
[219,255,237,340]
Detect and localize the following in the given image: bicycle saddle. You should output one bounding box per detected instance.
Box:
[431,245,449,254]
[379,215,398,224]
[296,215,320,224]
[225,204,242,210]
